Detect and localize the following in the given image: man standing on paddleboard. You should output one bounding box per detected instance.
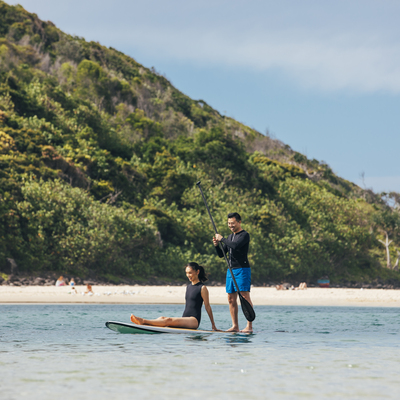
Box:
[213,212,253,333]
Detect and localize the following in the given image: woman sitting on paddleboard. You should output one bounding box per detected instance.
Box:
[131,262,218,330]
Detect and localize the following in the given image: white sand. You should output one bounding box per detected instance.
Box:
[1,285,400,307]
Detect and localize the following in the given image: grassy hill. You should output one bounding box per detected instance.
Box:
[1,1,399,286]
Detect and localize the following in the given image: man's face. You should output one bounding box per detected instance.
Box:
[228,217,241,233]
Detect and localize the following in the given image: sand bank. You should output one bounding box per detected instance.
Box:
[1,285,400,307]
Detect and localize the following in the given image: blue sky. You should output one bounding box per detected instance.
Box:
[10,0,400,193]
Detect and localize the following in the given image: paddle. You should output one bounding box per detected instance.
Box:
[196,181,256,322]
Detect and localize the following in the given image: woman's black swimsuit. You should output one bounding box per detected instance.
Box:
[182,282,204,325]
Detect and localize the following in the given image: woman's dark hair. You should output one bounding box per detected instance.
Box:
[228,212,241,221]
[185,262,208,283]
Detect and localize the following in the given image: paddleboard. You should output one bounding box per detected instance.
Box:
[105,321,243,335]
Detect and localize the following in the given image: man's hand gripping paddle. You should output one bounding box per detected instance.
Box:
[196,181,256,322]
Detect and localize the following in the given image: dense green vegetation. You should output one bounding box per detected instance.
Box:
[1,1,399,284]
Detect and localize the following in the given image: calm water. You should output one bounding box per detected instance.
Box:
[1,304,399,400]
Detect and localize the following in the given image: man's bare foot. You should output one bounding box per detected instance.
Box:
[225,326,240,332]
[240,328,253,334]
[130,314,143,325]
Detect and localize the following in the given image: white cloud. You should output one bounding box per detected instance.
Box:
[11,0,400,93]
[110,25,400,93]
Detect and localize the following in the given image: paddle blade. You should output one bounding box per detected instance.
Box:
[239,294,256,322]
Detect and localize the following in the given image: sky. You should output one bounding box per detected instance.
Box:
[9,0,400,193]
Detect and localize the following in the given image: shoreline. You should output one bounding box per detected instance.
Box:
[1,286,400,307]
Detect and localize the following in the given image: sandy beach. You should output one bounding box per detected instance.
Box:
[1,285,400,307]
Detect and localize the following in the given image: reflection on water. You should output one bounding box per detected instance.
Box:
[186,332,253,345]
[185,334,210,342]
[1,304,400,400]
[223,333,253,345]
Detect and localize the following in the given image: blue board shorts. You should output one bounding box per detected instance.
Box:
[226,268,251,294]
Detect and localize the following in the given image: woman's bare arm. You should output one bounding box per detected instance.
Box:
[201,286,218,330]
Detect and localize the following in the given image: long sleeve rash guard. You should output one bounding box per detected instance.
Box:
[215,230,250,269]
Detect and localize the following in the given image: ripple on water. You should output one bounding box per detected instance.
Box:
[1,304,400,399]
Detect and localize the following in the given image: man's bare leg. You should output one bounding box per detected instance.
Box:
[239,291,253,333]
[226,292,239,332]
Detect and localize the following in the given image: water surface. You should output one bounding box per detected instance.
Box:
[1,304,399,399]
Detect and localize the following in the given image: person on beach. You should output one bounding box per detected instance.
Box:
[296,282,307,290]
[55,276,66,286]
[69,278,75,287]
[213,212,254,333]
[130,262,218,330]
[85,284,93,294]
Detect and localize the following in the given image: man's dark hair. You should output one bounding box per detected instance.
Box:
[228,212,241,221]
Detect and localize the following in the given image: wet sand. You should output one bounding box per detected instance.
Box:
[1,285,400,307]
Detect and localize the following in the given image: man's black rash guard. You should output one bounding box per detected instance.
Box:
[215,230,250,269]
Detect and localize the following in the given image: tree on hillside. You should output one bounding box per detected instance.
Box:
[373,209,400,269]
[1,1,400,284]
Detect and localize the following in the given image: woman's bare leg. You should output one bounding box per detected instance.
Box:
[131,314,198,329]
[130,315,169,325]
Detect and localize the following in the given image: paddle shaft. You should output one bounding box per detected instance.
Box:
[196,181,241,294]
